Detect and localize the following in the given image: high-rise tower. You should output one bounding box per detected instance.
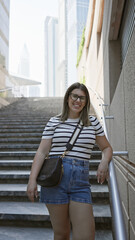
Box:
[44,16,58,96]
[0,0,10,91]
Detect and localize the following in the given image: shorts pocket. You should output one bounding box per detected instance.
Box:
[74,166,89,186]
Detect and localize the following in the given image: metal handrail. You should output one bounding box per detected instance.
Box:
[88,86,128,240]
[0,87,12,93]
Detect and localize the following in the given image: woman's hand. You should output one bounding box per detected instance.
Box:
[97,160,109,184]
[96,135,113,184]
[27,179,38,202]
[26,139,52,202]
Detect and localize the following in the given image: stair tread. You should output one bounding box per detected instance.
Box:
[0,161,33,169]
[0,184,31,191]
[0,201,111,217]
[0,170,30,175]
[0,144,39,148]
[0,160,33,164]
[0,226,54,240]
[0,183,108,193]
[0,133,42,137]
[0,139,41,142]
[0,159,99,163]
[0,151,36,155]
[0,129,43,133]
[0,170,97,175]
[0,226,113,240]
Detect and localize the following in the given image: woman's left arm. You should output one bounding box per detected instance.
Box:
[96,136,113,184]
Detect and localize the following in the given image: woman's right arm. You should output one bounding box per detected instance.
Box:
[27,138,52,202]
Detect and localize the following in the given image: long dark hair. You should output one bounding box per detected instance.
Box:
[60,82,91,126]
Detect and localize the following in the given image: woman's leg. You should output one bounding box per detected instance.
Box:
[46,203,71,240]
[69,201,95,240]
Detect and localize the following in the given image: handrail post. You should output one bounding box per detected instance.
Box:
[101,103,128,240]
[109,161,128,239]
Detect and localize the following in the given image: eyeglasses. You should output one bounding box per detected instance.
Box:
[69,93,86,102]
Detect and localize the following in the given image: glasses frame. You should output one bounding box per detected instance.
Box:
[69,93,86,102]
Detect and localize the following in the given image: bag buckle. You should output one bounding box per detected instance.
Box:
[61,150,68,159]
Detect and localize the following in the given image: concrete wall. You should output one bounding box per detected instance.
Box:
[110,29,135,239]
[77,0,135,238]
[110,29,135,162]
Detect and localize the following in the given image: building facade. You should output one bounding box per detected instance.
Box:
[0,0,10,95]
[77,0,135,239]
[47,0,89,96]
[16,44,40,98]
[44,16,58,97]
[57,0,67,96]
[16,44,30,97]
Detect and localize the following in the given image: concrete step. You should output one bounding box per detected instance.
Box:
[0,170,30,183]
[0,125,45,129]
[0,202,112,229]
[0,226,113,240]
[0,138,41,143]
[0,152,35,160]
[0,169,104,184]
[0,128,43,133]
[0,159,100,170]
[0,150,101,160]
[0,119,49,123]
[0,184,109,203]
[0,144,39,151]
[90,159,100,170]
[0,133,42,138]
[0,160,33,170]
[0,98,63,117]
[0,145,101,153]
[0,116,50,120]
[0,111,59,116]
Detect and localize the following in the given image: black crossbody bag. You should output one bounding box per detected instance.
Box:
[37,120,83,187]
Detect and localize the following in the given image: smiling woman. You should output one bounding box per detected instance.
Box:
[27,82,113,240]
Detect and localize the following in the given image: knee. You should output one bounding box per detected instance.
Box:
[73,234,94,240]
[54,229,70,240]
[72,228,95,240]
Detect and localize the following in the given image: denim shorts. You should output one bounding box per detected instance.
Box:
[40,157,92,204]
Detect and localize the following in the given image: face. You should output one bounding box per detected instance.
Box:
[68,88,86,118]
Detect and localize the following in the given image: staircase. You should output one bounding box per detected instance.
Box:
[0,98,113,240]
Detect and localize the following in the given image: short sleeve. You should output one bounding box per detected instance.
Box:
[42,117,55,139]
[90,116,105,136]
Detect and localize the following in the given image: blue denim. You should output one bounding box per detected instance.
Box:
[40,157,92,204]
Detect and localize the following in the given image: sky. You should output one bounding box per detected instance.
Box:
[9,0,58,83]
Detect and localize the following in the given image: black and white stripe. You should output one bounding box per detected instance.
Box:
[42,116,105,160]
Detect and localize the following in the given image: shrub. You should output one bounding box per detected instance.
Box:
[76,27,85,67]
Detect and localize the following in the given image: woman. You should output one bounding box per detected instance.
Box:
[27,82,113,240]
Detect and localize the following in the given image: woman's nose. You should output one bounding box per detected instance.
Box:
[76,97,81,102]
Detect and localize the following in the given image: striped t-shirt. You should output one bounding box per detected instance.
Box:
[42,115,105,161]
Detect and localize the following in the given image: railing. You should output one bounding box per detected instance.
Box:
[88,86,128,240]
[0,87,12,93]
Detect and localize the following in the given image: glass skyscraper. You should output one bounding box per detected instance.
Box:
[44,16,58,96]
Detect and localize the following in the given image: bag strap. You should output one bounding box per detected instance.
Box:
[61,120,83,158]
